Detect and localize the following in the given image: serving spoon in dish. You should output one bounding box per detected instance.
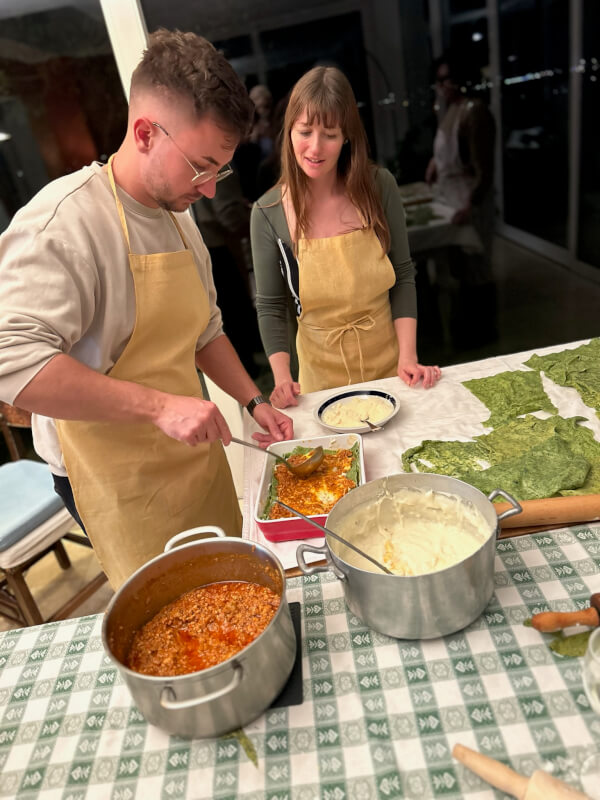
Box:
[276,500,393,575]
[230,436,324,478]
[360,417,383,432]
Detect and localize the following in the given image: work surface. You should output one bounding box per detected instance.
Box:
[0,525,599,798]
[243,339,600,570]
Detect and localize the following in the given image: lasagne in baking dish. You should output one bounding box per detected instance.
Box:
[262,443,360,520]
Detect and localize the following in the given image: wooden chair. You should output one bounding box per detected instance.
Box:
[0,400,32,460]
[0,402,107,627]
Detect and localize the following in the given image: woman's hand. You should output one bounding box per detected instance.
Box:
[397,359,441,389]
[269,380,301,408]
[451,204,471,225]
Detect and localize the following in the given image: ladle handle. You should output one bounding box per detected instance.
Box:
[276,501,393,575]
[230,436,288,466]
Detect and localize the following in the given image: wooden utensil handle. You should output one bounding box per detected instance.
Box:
[496,494,600,529]
[531,607,599,632]
[452,744,528,798]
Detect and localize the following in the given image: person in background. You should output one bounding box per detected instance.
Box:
[250,66,441,409]
[0,29,293,589]
[249,84,274,161]
[232,84,275,203]
[193,167,263,378]
[425,51,497,346]
[256,91,290,196]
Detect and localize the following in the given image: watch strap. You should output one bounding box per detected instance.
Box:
[245,394,270,416]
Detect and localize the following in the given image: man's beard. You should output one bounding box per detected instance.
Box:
[155,195,192,213]
[150,176,192,212]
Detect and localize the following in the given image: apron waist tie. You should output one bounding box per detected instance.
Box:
[324,314,375,385]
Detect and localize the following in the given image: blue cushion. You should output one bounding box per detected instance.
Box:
[0,460,65,551]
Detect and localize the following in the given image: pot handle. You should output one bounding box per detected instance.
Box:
[160,662,243,710]
[488,489,522,525]
[164,526,227,552]
[296,542,346,581]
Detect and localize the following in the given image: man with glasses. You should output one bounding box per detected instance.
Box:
[0,29,293,589]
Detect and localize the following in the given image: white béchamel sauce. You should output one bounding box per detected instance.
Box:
[331,487,491,575]
[322,396,393,428]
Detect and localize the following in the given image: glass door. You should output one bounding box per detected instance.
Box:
[0,0,127,232]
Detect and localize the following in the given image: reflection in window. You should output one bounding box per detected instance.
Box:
[449,18,490,86]
[577,0,600,268]
[0,2,126,232]
[499,0,569,247]
[449,0,486,13]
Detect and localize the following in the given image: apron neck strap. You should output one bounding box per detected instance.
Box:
[107,154,131,252]
[106,154,190,252]
[168,210,190,249]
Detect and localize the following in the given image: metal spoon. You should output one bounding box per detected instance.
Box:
[230,436,324,478]
[360,417,383,432]
[276,500,393,575]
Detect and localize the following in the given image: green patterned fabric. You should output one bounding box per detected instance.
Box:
[526,338,600,418]
[462,370,557,427]
[1,527,600,799]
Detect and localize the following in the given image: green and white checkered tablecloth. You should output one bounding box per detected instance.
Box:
[1,526,600,799]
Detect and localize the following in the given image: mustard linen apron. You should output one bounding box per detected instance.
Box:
[296,228,398,393]
[56,157,241,589]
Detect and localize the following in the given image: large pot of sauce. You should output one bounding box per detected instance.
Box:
[102,527,296,738]
[297,474,521,639]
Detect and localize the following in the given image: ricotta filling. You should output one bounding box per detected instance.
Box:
[322,396,393,428]
[330,487,492,575]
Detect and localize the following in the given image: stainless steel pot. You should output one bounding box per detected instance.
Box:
[297,474,522,640]
[102,526,296,738]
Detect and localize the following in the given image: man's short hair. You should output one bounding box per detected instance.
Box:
[130,28,254,138]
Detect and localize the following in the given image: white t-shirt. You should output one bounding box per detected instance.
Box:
[0,162,224,475]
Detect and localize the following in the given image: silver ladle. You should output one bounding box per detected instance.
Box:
[230,436,324,478]
[276,500,393,575]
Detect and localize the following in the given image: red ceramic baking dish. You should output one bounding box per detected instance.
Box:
[253,433,365,542]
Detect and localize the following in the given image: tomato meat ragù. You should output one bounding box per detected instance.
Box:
[268,448,356,519]
[126,581,280,676]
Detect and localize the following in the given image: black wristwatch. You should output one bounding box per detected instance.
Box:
[245,394,270,417]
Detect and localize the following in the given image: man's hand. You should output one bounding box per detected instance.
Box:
[153,395,232,445]
[250,403,294,447]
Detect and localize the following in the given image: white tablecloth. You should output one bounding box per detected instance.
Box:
[242,340,599,570]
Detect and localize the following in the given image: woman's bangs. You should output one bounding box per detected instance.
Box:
[303,99,343,132]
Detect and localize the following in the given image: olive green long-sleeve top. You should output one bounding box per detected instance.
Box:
[250,167,417,357]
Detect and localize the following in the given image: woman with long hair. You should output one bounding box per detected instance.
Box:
[250,66,441,408]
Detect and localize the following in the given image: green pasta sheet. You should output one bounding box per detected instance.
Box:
[459,435,590,500]
[525,337,600,417]
[475,414,581,463]
[462,369,558,427]
[402,414,600,500]
[402,439,485,475]
[476,415,600,494]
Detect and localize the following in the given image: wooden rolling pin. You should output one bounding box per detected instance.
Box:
[495,494,600,529]
[530,593,600,632]
[453,743,590,799]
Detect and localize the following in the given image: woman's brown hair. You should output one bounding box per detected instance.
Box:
[279,66,390,253]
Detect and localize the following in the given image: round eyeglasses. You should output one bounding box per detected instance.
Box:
[151,122,233,185]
